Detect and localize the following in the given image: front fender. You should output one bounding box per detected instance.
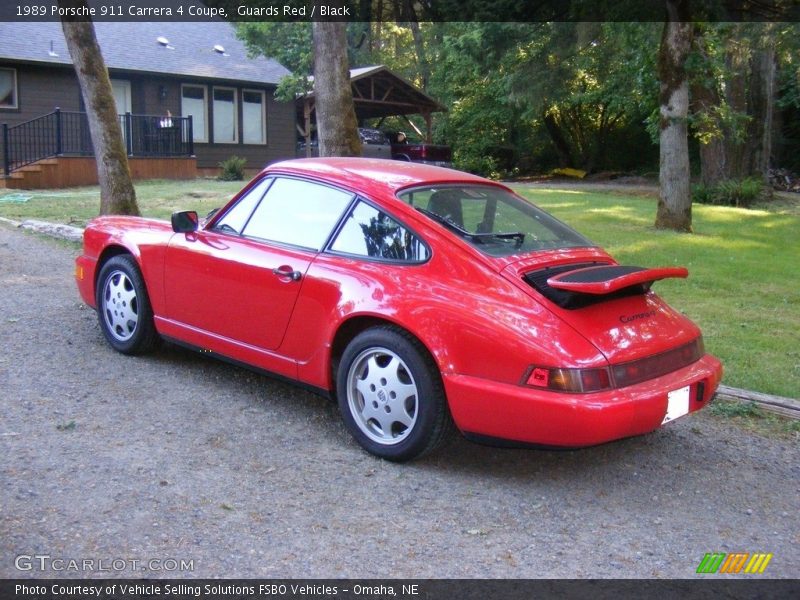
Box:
[78,217,173,314]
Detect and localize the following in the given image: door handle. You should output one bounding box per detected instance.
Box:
[272,265,302,281]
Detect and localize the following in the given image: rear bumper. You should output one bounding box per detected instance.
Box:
[408,159,453,168]
[411,160,453,169]
[444,353,723,447]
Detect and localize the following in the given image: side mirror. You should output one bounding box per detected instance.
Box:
[171,210,199,233]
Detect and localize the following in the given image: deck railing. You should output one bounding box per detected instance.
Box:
[2,108,194,175]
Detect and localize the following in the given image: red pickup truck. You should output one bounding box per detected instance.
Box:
[385,131,453,168]
[297,129,453,169]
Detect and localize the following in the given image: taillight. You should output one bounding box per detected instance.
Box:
[612,338,704,388]
[524,337,705,394]
[525,366,612,393]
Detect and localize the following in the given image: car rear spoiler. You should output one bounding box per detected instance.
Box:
[546,265,688,295]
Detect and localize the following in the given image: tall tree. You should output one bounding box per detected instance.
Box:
[774,24,800,174]
[237,22,313,102]
[691,23,780,188]
[690,24,728,187]
[655,0,693,232]
[312,22,361,157]
[59,0,138,216]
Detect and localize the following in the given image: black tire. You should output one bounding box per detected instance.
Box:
[337,326,453,462]
[95,254,159,355]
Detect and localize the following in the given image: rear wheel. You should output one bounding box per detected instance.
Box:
[337,326,452,461]
[95,255,159,355]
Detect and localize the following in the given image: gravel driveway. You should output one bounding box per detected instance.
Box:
[1,223,797,579]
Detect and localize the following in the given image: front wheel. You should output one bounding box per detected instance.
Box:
[95,255,159,355]
[337,327,453,461]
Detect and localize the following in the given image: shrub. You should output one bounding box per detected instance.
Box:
[453,150,500,179]
[692,177,764,208]
[691,183,714,205]
[218,155,247,181]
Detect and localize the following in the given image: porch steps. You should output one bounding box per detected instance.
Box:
[2,159,61,189]
[2,156,197,189]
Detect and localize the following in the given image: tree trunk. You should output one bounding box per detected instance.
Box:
[59,2,138,216]
[750,26,776,191]
[312,22,362,157]
[694,83,728,187]
[723,28,749,179]
[655,0,693,232]
[691,27,727,187]
[718,24,775,189]
[543,112,574,168]
[404,1,430,91]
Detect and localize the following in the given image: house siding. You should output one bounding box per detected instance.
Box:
[0,64,82,137]
[1,63,80,170]
[2,62,295,175]
[2,65,83,123]
[171,79,296,170]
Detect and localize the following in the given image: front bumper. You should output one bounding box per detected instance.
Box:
[75,254,98,308]
[444,353,723,447]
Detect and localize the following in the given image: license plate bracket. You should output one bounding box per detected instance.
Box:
[662,385,691,425]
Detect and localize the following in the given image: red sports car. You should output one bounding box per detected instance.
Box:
[76,158,722,461]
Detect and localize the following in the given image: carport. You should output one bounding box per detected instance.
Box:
[297,65,447,146]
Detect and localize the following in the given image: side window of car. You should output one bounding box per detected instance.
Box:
[330,200,429,262]
[242,177,354,250]
[213,177,272,235]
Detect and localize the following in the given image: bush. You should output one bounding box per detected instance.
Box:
[692,177,764,208]
[217,155,247,181]
[454,151,500,178]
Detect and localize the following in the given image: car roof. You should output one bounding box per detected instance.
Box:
[265,157,502,199]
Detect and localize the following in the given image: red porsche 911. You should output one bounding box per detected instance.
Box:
[76,158,722,461]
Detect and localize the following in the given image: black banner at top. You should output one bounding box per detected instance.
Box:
[2,0,800,22]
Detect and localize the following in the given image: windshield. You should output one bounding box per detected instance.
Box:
[397,185,594,257]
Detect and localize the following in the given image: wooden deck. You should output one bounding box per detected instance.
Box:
[1,156,197,189]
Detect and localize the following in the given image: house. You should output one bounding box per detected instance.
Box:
[0,21,295,188]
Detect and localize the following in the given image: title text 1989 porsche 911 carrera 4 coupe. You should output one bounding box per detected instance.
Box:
[76,158,722,461]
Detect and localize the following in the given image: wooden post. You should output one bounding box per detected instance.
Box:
[124,112,133,156]
[423,112,432,143]
[187,115,194,156]
[303,97,313,158]
[54,107,63,156]
[2,123,10,176]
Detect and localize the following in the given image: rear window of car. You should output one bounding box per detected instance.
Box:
[330,200,429,262]
[397,184,594,257]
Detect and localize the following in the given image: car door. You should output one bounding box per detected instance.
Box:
[163,176,354,351]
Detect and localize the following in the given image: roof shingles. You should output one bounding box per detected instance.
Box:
[0,21,290,85]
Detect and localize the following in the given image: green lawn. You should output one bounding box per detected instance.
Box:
[512,185,799,399]
[0,179,243,227]
[1,179,797,398]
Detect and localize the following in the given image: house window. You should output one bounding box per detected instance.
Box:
[181,84,207,143]
[242,89,266,145]
[0,68,18,109]
[213,87,237,144]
